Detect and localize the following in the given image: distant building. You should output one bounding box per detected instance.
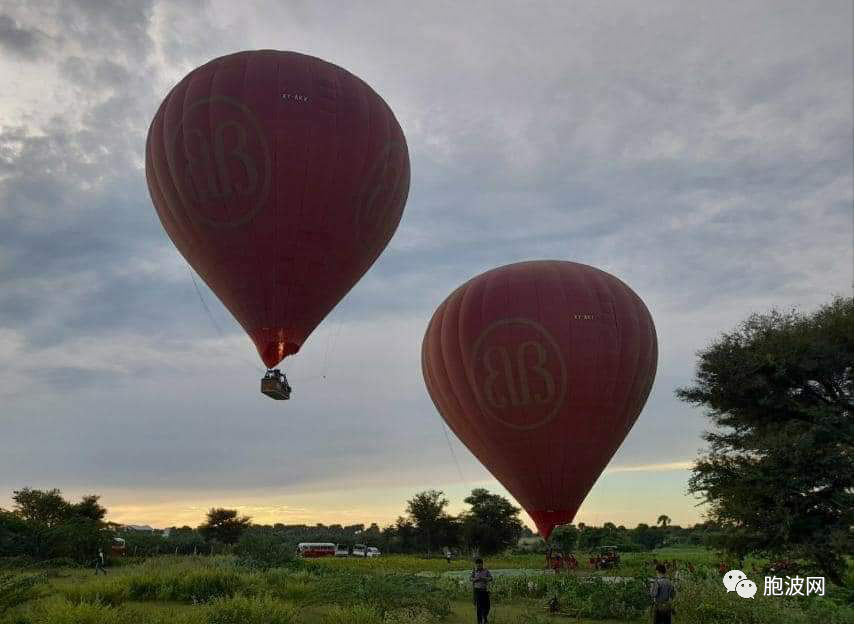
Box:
[121,524,156,533]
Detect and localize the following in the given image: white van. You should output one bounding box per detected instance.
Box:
[335,544,349,557]
[366,547,381,558]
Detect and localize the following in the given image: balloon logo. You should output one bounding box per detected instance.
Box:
[172,96,271,228]
[471,318,567,430]
[723,570,748,592]
[422,261,658,539]
[736,579,757,599]
[146,50,410,370]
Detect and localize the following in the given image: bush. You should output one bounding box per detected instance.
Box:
[322,605,383,624]
[382,606,438,624]
[203,594,298,624]
[311,572,450,619]
[28,599,121,624]
[0,573,45,614]
[674,574,854,624]
[61,579,128,607]
[235,533,294,570]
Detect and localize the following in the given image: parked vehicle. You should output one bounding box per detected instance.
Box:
[335,544,350,557]
[111,537,126,557]
[589,546,620,569]
[349,544,380,558]
[296,542,336,558]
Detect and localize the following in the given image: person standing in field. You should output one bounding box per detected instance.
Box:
[470,557,493,624]
[649,563,676,624]
[94,548,107,575]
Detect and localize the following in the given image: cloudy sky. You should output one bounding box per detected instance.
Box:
[1,0,851,531]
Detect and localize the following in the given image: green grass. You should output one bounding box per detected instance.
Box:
[2,550,852,624]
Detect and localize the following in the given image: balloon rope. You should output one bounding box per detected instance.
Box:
[188,266,265,373]
[440,419,469,491]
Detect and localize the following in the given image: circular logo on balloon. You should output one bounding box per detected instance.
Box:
[470,318,567,430]
[355,141,409,253]
[171,96,271,228]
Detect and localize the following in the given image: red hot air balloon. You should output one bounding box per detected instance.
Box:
[421,261,657,539]
[146,50,409,398]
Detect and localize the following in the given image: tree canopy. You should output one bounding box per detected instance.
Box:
[678,297,853,584]
[460,488,524,556]
[197,508,251,545]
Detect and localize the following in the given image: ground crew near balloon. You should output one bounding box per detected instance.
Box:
[470,558,493,624]
[649,563,677,624]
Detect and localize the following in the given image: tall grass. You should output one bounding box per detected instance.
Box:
[0,573,46,614]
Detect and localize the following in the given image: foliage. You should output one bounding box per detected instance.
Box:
[673,574,854,624]
[549,524,578,553]
[198,509,251,546]
[405,491,456,555]
[459,489,523,556]
[2,490,111,564]
[321,605,382,624]
[203,594,298,624]
[678,297,854,585]
[234,530,294,569]
[0,573,45,614]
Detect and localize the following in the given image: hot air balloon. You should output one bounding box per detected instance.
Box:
[421,261,657,539]
[146,50,410,399]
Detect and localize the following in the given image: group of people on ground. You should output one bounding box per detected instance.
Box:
[471,557,676,624]
[544,549,579,571]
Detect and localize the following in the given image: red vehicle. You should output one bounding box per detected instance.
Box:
[110,537,126,557]
[296,542,336,558]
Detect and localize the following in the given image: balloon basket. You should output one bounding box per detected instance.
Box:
[261,369,292,400]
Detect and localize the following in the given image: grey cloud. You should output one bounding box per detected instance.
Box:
[0,0,851,510]
[0,14,49,59]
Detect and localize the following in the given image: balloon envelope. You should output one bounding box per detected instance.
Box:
[421,261,657,539]
[146,50,410,368]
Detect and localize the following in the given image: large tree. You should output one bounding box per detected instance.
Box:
[12,488,69,528]
[406,490,453,555]
[678,297,853,584]
[198,508,251,545]
[460,488,523,556]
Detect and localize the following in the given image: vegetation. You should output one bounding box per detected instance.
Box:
[679,297,854,585]
[198,510,251,546]
[0,551,851,624]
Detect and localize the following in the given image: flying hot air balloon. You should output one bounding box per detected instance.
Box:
[421,261,657,539]
[146,50,410,399]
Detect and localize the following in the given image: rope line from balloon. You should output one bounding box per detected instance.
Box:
[188,266,265,373]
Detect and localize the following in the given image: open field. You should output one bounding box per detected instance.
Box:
[1,549,852,624]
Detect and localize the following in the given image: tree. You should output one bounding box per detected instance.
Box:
[656,515,671,528]
[198,508,251,545]
[12,489,69,528]
[551,524,578,553]
[406,490,451,555]
[678,297,853,585]
[460,488,523,556]
[72,496,107,523]
[632,523,665,550]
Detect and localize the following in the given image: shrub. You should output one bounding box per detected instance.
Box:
[382,606,438,624]
[28,599,121,624]
[235,533,294,570]
[0,573,45,614]
[61,579,128,607]
[322,605,382,624]
[203,594,298,624]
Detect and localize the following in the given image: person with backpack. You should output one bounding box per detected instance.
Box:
[649,563,676,623]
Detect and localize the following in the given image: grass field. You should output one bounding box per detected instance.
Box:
[1,548,852,624]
